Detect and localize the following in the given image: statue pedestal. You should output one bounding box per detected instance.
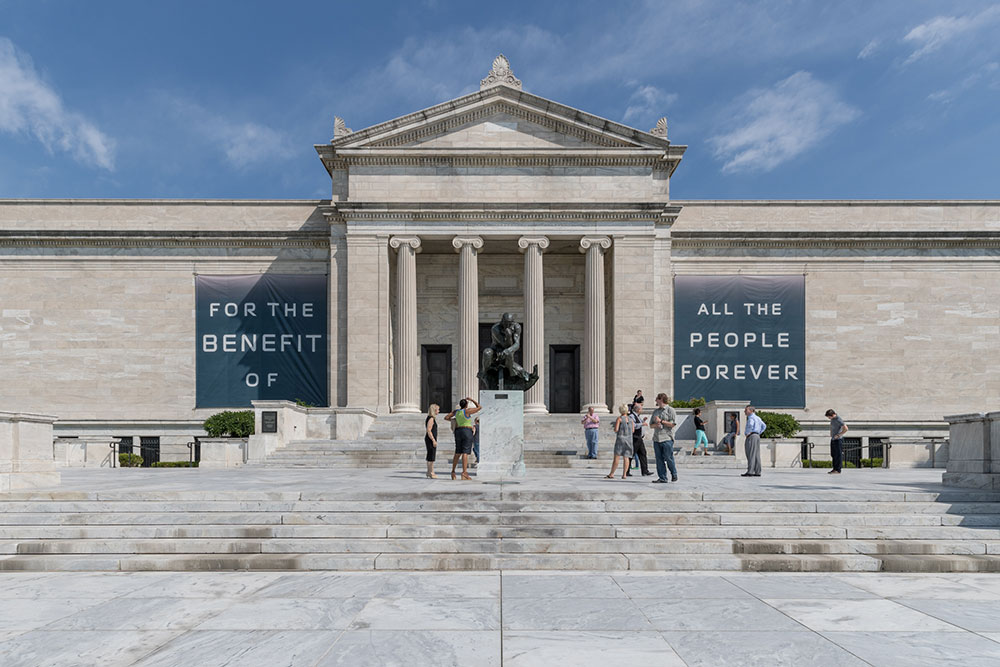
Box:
[477,390,526,481]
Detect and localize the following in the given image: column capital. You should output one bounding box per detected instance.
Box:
[579,236,612,253]
[389,236,422,252]
[517,236,550,253]
[452,236,484,252]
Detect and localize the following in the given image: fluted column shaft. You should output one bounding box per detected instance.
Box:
[519,236,549,413]
[580,237,612,413]
[453,237,484,403]
[390,236,421,413]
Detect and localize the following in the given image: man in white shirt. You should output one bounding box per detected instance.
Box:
[741,406,767,478]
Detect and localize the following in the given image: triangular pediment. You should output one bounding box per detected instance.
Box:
[404,111,602,149]
[326,86,672,151]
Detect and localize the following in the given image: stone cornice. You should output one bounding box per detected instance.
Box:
[321,203,681,225]
[0,230,330,249]
[316,146,681,171]
[671,231,1000,250]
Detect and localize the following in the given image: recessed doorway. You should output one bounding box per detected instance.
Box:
[549,344,580,413]
[421,344,452,412]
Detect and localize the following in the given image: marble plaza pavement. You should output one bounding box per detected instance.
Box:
[3,570,1000,665]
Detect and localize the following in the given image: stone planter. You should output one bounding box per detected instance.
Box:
[198,438,248,468]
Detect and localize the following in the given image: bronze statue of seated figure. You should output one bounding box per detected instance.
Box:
[477,312,539,391]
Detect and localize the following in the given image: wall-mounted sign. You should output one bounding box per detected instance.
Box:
[260,411,278,433]
[673,275,805,408]
[195,274,328,408]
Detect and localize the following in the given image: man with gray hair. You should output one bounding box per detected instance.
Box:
[741,405,767,478]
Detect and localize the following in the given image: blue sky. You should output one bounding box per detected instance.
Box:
[1,0,999,200]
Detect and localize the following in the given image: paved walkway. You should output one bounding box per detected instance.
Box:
[21,466,955,498]
[2,570,1000,665]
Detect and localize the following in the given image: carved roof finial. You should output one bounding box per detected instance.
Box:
[333,116,352,139]
[480,53,522,91]
[650,117,668,139]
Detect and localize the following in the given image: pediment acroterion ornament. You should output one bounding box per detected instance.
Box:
[480,54,522,91]
[333,116,352,139]
[650,117,668,139]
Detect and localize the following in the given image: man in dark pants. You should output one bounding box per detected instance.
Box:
[630,403,652,476]
[826,409,849,474]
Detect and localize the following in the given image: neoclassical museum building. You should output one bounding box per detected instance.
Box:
[1,56,998,461]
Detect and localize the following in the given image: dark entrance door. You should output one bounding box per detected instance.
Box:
[549,345,580,413]
[421,344,452,412]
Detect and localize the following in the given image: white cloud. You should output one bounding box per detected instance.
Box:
[902,6,1000,65]
[161,96,294,170]
[858,39,880,59]
[928,61,1000,103]
[622,84,678,126]
[0,37,115,170]
[709,72,860,174]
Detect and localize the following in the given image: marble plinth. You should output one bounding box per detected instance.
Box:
[0,411,60,491]
[476,390,525,481]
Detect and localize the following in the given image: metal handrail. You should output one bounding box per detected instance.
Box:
[186,441,196,463]
[806,440,892,468]
[109,441,118,468]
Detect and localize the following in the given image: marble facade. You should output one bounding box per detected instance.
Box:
[0,55,998,454]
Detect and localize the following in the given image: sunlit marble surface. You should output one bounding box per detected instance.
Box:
[3,570,1000,665]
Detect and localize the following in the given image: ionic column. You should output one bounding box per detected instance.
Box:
[518,236,549,413]
[453,236,484,402]
[389,236,421,413]
[579,237,612,413]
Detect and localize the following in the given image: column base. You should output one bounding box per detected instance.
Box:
[523,403,548,415]
[391,403,421,414]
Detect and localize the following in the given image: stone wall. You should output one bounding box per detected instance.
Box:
[669,202,1000,426]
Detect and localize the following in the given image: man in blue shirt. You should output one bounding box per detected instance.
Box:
[741,405,767,478]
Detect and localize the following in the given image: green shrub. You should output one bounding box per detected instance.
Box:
[119,453,143,467]
[151,461,199,468]
[670,397,706,408]
[203,410,255,438]
[294,398,316,408]
[757,411,801,439]
[859,458,884,468]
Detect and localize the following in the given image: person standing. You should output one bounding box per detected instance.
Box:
[424,404,440,478]
[630,403,652,476]
[445,397,481,480]
[632,389,645,408]
[650,393,678,483]
[692,408,709,455]
[722,413,740,455]
[825,409,849,474]
[581,406,600,459]
[741,406,767,478]
[473,417,481,466]
[605,404,633,480]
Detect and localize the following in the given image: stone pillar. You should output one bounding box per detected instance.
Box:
[345,234,391,414]
[453,237,484,402]
[389,236,421,413]
[579,237,611,413]
[0,411,60,491]
[518,236,549,414]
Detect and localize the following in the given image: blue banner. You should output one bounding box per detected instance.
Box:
[195,274,328,408]
[673,275,805,408]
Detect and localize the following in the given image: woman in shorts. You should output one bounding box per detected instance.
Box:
[445,397,481,480]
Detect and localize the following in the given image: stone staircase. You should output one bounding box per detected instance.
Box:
[1,483,999,572]
[257,413,741,469]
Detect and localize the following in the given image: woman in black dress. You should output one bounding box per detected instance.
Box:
[424,404,440,478]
